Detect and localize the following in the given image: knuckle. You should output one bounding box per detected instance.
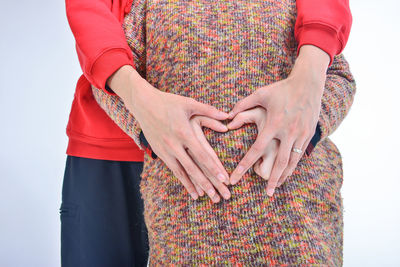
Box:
[276,157,289,168]
[252,143,264,155]
[196,151,208,164]
[201,181,213,192]
[268,180,278,188]
[176,128,189,140]
[185,166,196,177]
[173,168,184,179]
[161,135,174,148]
[288,157,297,169]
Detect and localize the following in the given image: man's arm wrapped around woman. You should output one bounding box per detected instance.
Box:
[91,52,356,159]
[317,53,357,144]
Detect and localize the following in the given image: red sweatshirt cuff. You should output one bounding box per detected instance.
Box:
[296,23,343,67]
[90,48,134,95]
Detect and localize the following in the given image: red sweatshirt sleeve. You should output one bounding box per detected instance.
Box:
[65,0,134,95]
[294,0,353,67]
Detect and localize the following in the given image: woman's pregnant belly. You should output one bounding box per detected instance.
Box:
[139,135,344,259]
[140,122,260,194]
[138,121,268,232]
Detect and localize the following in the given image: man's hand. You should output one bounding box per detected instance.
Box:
[226,107,301,190]
[227,45,330,197]
[188,115,232,201]
[108,65,231,203]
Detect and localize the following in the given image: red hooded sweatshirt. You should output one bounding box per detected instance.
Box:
[64,0,352,162]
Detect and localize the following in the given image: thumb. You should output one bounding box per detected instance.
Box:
[254,157,262,177]
[226,109,257,130]
[258,155,273,181]
[228,91,261,119]
[197,116,228,132]
[188,100,229,120]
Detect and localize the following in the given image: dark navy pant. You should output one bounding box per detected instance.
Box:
[60,155,149,267]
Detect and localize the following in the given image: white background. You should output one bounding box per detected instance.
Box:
[0,0,399,266]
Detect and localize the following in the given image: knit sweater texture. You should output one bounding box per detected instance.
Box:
[92,0,356,265]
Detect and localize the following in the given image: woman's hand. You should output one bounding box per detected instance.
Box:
[188,115,232,201]
[227,47,329,197]
[226,107,300,190]
[111,69,231,203]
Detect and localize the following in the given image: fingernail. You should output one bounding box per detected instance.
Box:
[190,192,198,200]
[267,187,275,197]
[217,173,227,183]
[223,191,231,200]
[197,189,204,197]
[207,188,215,197]
[224,174,230,184]
[237,165,244,174]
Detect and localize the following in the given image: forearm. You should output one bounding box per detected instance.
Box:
[91,81,158,159]
[295,51,356,154]
[65,0,134,93]
[91,64,158,159]
[294,0,353,67]
[318,53,356,142]
[289,44,356,156]
[106,65,146,109]
[292,44,330,86]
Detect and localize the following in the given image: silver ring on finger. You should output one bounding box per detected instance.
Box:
[291,147,302,154]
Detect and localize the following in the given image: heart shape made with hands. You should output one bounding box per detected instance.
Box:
[203,104,304,197]
[92,75,318,198]
[211,107,282,188]
[226,107,280,182]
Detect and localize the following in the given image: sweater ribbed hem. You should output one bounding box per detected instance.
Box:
[66,129,144,162]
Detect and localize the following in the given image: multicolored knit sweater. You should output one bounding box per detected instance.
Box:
[92,0,356,265]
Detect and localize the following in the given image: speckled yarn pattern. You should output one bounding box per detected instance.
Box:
[91,0,356,265]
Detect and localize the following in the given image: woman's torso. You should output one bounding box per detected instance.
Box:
[123,0,344,264]
[125,0,299,173]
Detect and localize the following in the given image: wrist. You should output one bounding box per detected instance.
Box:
[289,45,329,89]
[106,65,134,99]
[294,44,330,74]
[106,65,148,105]
[128,72,158,114]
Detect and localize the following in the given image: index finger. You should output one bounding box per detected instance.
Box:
[186,132,230,185]
[229,127,276,185]
[191,118,230,184]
